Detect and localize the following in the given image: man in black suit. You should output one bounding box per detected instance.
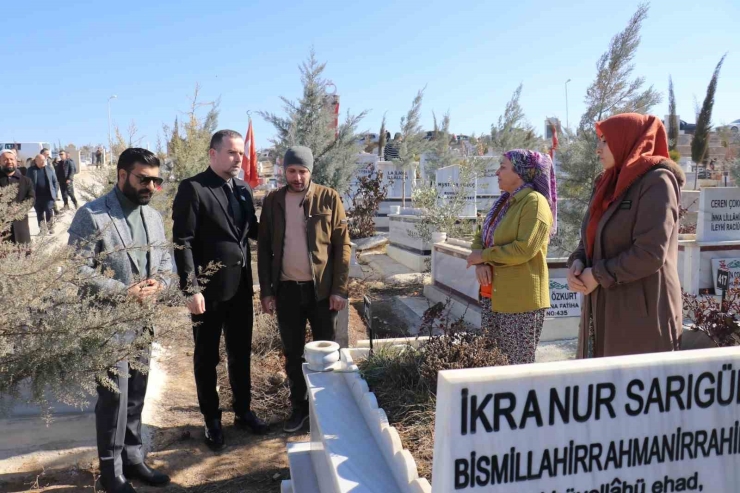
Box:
[56,150,78,210]
[172,129,267,451]
[0,149,34,245]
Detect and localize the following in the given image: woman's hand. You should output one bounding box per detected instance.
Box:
[567,259,586,293]
[580,267,599,294]
[475,265,492,286]
[466,249,484,268]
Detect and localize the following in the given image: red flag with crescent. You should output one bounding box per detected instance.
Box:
[241,119,259,188]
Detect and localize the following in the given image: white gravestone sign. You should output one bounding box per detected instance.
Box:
[476,160,501,212]
[436,165,477,217]
[431,347,740,492]
[696,187,740,242]
[711,258,740,294]
[377,161,414,199]
[546,278,582,318]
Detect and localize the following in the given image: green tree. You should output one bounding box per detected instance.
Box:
[259,50,367,194]
[0,185,190,418]
[163,84,220,182]
[490,84,543,153]
[391,89,429,206]
[691,54,727,187]
[412,113,493,242]
[668,76,678,151]
[556,3,660,252]
[378,113,387,159]
[730,155,740,187]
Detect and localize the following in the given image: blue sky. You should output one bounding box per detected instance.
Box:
[1,0,738,150]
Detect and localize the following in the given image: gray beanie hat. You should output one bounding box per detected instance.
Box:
[283,146,314,172]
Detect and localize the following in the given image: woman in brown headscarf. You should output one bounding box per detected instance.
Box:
[567,113,685,358]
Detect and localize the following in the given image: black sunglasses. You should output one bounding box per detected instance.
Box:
[133,173,164,186]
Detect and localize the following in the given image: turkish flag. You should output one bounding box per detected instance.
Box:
[241,119,259,188]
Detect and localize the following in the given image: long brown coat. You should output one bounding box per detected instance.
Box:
[568,160,685,358]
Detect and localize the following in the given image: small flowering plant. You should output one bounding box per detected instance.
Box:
[683,277,740,347]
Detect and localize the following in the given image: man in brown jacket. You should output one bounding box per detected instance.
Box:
[258,146,351,432]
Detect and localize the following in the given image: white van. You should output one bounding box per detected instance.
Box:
[0,142,53,166]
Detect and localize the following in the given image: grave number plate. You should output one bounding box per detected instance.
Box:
[717,269,730,291]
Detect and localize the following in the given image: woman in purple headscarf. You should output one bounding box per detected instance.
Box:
[466,149,558,364]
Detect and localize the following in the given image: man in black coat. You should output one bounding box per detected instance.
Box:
[0,149,34,244]
[172,129,267,451]
[56,150,78,210]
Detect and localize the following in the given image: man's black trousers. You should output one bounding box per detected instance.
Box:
[276,281,337,412]
[60,181,78,207]
[191,277,253,420]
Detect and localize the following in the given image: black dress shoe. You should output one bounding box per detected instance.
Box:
[234,410,269,435]
[205,417,225,451]
[96,475,137,493]
[123,462,171,487]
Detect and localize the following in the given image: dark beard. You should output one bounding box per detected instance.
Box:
[2,167,16,175]
[122,178,152,205]
[288,179,310,193]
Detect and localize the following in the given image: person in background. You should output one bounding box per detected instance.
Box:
[68,148,171,493]
[41,148,60,216]
[56,150,78,210]
[172,129,266,451]
[26,154,59,234]
[0,149,34,245]
[467,150,557,365]
[21,157,32,176]
[258,146,351,432]
[384,132,402,161]
[567,113,683,358]
[96,147,104,167]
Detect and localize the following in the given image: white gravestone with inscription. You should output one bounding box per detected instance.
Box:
[436,165,477,217]
[476,160,501,213]
[432,347,740,492]
[696,187,740,242]
[378,161,414,199]
[546,278,582,318]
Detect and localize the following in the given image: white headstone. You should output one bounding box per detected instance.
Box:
[696,188,740,242]
[436,165,477,217]
[378,161,414,199]
[476,160,501,212]
[711,258,740,294]
[432,347,740,492]
[546,278,582,318]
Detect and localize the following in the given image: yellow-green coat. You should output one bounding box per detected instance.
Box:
[472,188,553,314]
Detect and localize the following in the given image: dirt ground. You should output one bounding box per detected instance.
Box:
[0,294,370,493]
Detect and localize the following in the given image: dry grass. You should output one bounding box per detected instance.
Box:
[358,328,508,482]
[217,308,294,424]
[359,346,436,479]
